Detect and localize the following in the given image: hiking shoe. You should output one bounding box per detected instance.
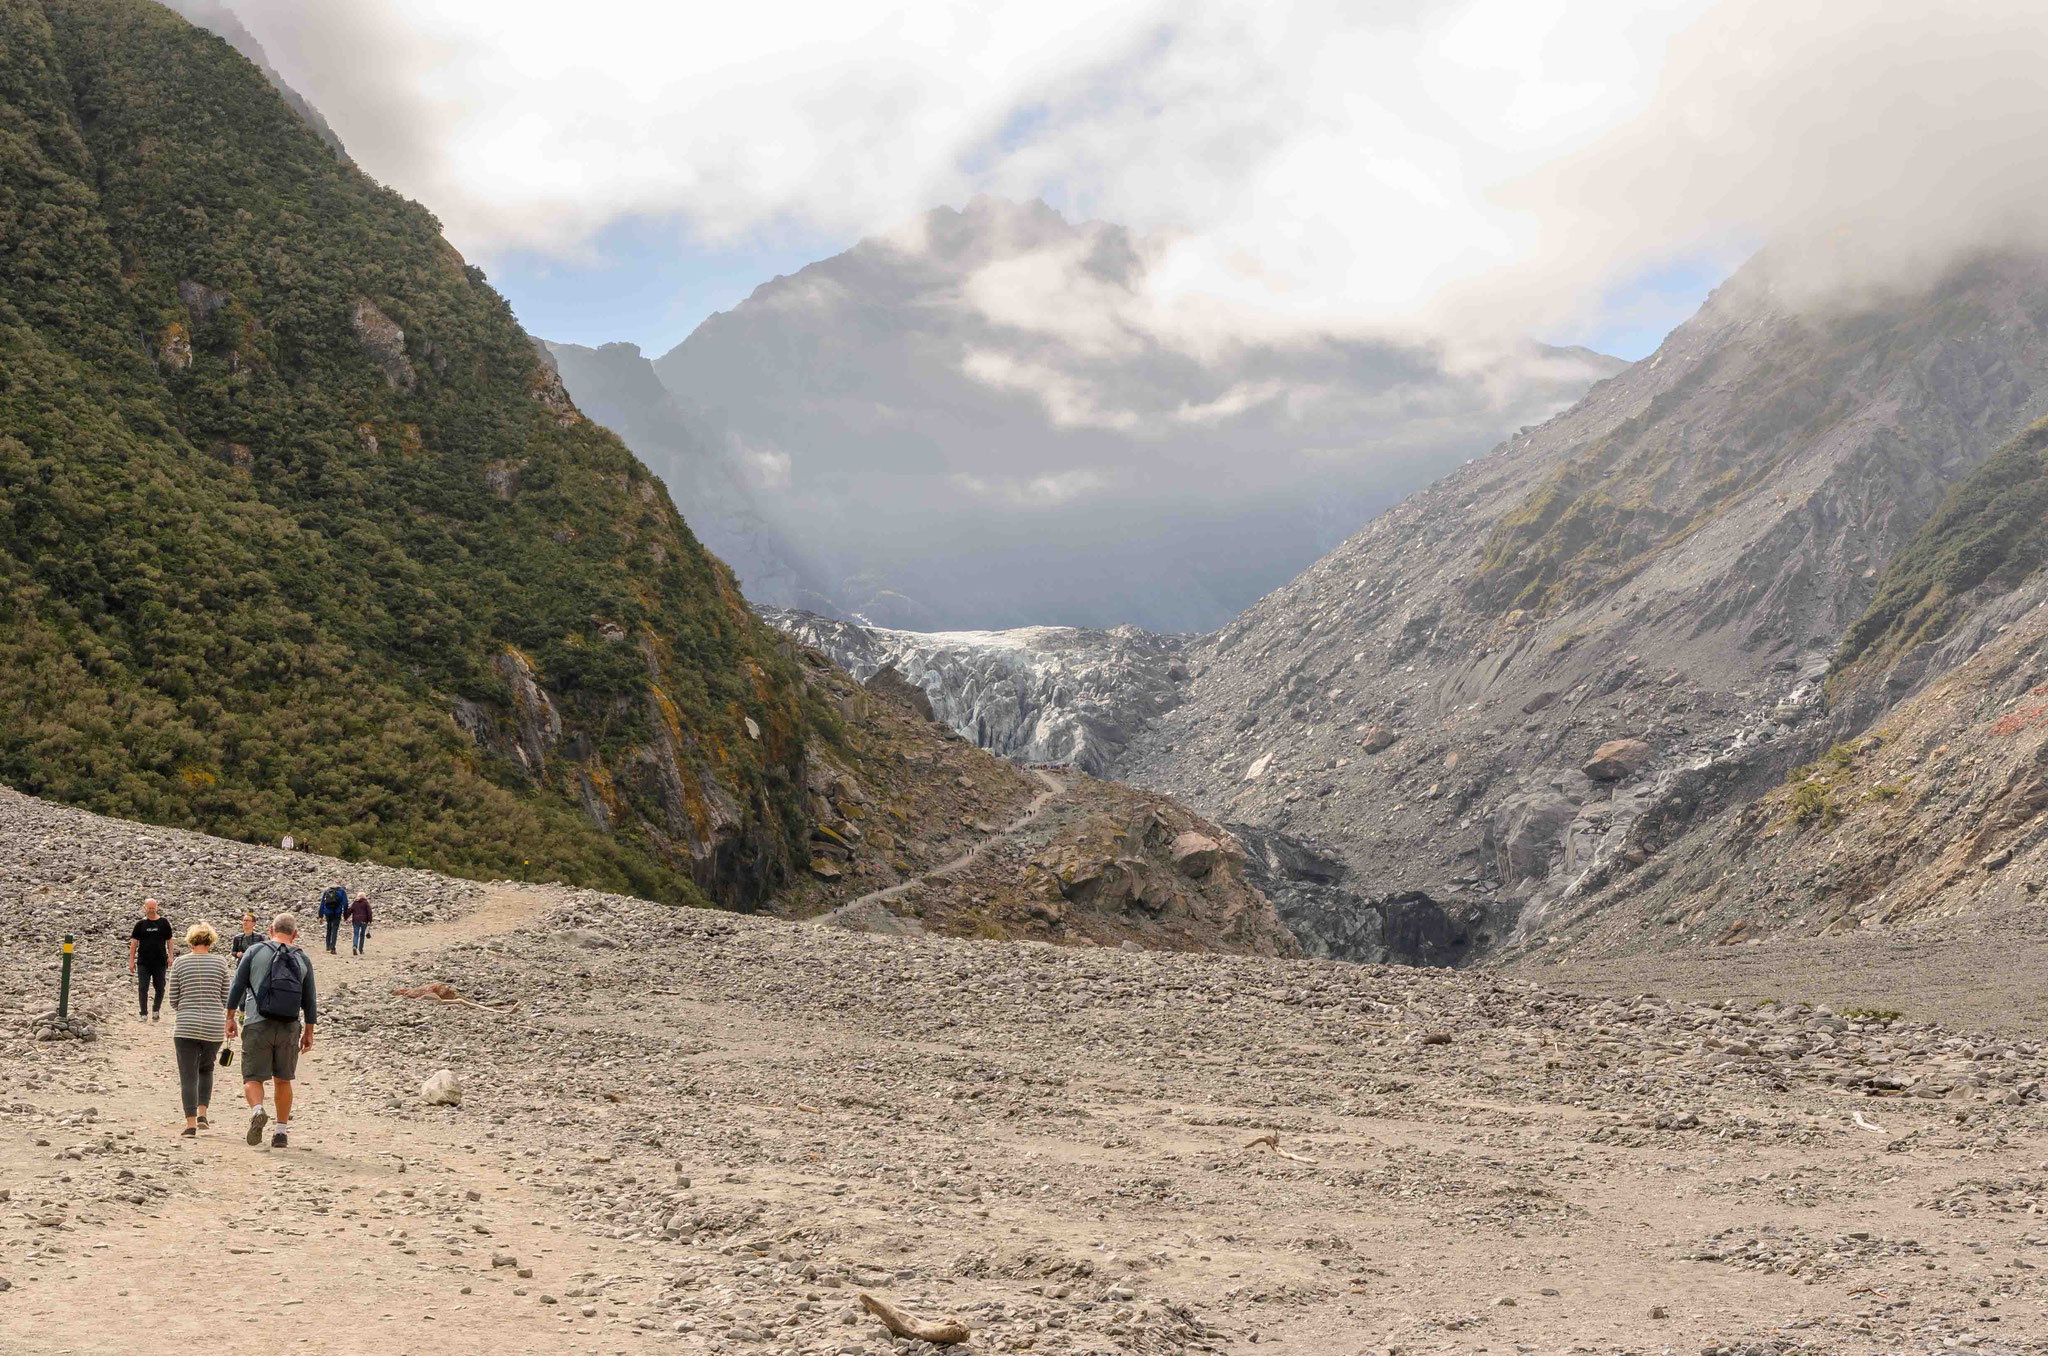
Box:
[151,1011,160,1022]
[271,1130,288,1150]
[246,1108,268,1146]
[196,1115,209,1129]
[180,1126,195,1138]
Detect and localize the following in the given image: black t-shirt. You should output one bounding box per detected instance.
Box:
[231,931,260,957]
[131,917,173,968]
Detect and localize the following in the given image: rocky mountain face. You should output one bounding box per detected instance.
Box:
[539,341,834,612]
[770,640,1298,956]
[0,0,828,907]
[624,195,1621,632]
[764,609,1189,774]
[1120,248,2048,961]
[1517,419,2048,962]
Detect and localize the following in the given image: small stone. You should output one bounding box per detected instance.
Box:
[421,1070,462,1107]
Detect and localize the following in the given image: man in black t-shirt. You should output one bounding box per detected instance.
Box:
[231,912,261,960]
[128,897,175,1021]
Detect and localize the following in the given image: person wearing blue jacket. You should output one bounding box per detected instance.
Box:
[316,885,349,955]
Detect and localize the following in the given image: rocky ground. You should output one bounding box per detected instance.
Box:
[13,789,2048,1353]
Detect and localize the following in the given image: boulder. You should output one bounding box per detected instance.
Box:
[1521,691,1560,715]
[1169,831,1223,878]
[421,1069,462,1107]
[864,664,937,722]
[1491,789,1578,884]
[1582,738,1654,782]
[1360,727,1397,754]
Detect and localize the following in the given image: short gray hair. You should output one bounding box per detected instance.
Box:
[270,912,299,938]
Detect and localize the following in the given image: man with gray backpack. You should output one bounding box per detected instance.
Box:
[225,911,318,1149]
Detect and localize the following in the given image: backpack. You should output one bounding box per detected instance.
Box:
[254,942,307,1021]
[320,886,348,917]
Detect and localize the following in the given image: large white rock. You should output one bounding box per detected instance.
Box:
[421,1069,462,1107]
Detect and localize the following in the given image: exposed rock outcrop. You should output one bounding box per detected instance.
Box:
[350,298,415,390]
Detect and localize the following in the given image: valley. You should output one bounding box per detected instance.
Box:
[5,2,2048,1353]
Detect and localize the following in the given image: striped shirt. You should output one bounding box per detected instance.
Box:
[166,951,231,1042]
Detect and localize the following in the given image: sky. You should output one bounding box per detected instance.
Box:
[203,0,2048,365]
[194,0,2048,360]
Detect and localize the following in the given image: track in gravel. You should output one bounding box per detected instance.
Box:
[818,766,1068,922]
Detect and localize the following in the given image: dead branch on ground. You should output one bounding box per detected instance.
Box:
[392,982,517,1013]
[857,1293,970,1344]
[1243,1131,1320,1165]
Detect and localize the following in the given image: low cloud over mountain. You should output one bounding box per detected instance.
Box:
[581,197,1620,630]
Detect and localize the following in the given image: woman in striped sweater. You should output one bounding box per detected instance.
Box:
[166,923,232,1136]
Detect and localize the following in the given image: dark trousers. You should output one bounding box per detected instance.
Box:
[174,1036,220,1117]
[138,962,167,1015]
[323,913,342,951]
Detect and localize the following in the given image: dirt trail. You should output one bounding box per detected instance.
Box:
[4,885,675,1356]
[819,767,1067,923]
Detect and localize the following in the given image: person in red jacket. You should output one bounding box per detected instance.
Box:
[347,893,373,956]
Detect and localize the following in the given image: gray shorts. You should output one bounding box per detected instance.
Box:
[241,1018,301,1082]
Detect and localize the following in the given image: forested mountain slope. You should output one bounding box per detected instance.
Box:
[1122,249,2048,958]
[0,0,822,905]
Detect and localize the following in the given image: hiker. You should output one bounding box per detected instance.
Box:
[231,911,261,959]
[128,897,175,1022]
[166,922,231,1136]
[346,892,372,956]
[226,912,318,1150]
[318,884,349,955]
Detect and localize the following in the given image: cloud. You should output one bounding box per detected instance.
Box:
[948,468,1116,508]
[959,350,1142,432]
[222,0,2048,355]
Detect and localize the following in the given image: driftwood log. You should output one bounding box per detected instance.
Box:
[857,1293,970,1345]
[1243,1131,1320,1164]
[393,982,516,1013]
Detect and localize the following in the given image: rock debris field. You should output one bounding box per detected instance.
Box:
[8,790,2048,1353]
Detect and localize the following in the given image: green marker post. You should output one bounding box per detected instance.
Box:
[58,933,74,1020]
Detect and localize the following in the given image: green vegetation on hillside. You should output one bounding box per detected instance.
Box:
[0,0,819,903]
[1835,417,2048,673]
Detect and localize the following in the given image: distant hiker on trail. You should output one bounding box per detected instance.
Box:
[129,897,175,1022]
[226,912,318,1150]
[346,893,372,956]
[166,923,231,1137]
[231,911,261,959]
[318,885,349,955]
